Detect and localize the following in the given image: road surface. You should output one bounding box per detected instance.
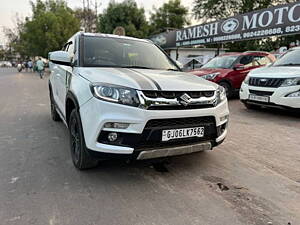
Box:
[0,68,299,225]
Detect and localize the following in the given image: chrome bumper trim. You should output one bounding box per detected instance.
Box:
[136,142,212,160]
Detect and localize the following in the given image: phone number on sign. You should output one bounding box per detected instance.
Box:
[243,28,283,38]
[285,25,300,33]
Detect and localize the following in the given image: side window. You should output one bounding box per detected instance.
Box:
[67,41,74,58]
[62,43,69,51]
[239,56,254,68]
[252,55,271,66]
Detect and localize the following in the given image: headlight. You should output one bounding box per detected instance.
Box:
[202,72,220,80]
[243,75,250,84]
[215,86,227,106]
[280,78,300,87]
[285,91,300,97]
[91,83,140,107]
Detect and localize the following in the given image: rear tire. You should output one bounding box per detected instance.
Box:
[244,102,260,110]
[50,90,61,122]
[219,81,233,98]
[69,109,98,170]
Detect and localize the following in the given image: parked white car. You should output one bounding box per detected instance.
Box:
[240,47,300,111]
[48,32,229,169]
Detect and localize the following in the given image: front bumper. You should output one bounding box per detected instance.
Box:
[79,97,229,158]
[240,83,300,109]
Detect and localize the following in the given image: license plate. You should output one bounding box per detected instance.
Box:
[249,94,269,103]
[162,127,204,142]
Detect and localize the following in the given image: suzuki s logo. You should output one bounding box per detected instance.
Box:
[221,18,239,33]
[179,93,192,106]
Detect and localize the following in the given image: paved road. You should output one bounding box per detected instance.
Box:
[0,68,299,225]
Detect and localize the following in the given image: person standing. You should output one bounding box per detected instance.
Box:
[28,60,33,72]
[36,58,45,79]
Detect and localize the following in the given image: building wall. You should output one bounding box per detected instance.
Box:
[170,48,226,65]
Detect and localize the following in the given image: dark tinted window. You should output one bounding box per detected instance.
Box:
[239,56,253,65]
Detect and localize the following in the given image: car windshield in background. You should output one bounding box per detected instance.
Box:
[83,36,178,71]
[273,49,300,66]
[202,55,238,69]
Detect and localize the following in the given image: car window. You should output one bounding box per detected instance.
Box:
[252,55,271,66]
[83,36,178,70]
[239,56,254,68]
[273,49,300,66]
[67,41,74,57]
[201,55,238,69]
[62,43,69,51]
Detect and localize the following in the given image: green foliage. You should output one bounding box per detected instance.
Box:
[149,0,190,35]
[0,49,5,60]
[97,0,149,38]
[18,0,80,57]
[193,0,289,20]
[74,8,97,33]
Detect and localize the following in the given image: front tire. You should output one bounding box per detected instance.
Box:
[244,102,260,110]
[219,81,233,98]
[69,109,98,170]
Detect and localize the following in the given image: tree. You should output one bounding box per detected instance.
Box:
[149,0,190,35]
[193,0,290,21]
[75,0,100,32]
[18,0,80,57]
[2,15,27,60]
[97,0,149,38]
[0,48,5,60]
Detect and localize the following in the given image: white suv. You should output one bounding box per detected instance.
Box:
[49,32,229,169]
[240,47,300,111]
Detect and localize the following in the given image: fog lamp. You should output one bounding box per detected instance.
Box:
[104,122,129,129]
[220,115,229,122]
[108,132,118,142]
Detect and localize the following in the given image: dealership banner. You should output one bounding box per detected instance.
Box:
[150,1,300,48]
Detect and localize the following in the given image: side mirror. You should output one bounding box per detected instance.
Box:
[233,64,245,70]
[49,51,72,66]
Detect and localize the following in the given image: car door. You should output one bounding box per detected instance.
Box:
[56,39,75,117]
[231,55,257,89]
[51,43,68,111]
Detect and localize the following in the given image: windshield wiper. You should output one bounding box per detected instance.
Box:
[275,63,300,66]
[120,66,179,71]
[167,68,180,71]
[121,66,154,70]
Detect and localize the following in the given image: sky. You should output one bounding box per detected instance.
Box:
[0,0,196,46]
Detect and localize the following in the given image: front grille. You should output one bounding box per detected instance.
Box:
[249,89,274,96]
[249,77,284,88]
[147,104,214,110]
[98,116,217,150]
[134,116,217,150]
[143,90,215,99]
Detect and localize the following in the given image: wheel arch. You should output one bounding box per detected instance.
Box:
[48,81,53,94]
[65,91,80,125]
[218,79,233,88]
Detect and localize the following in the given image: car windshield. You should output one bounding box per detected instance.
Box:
[83,36,179,70]
[202,55,238,69]
[273,49,300,66]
